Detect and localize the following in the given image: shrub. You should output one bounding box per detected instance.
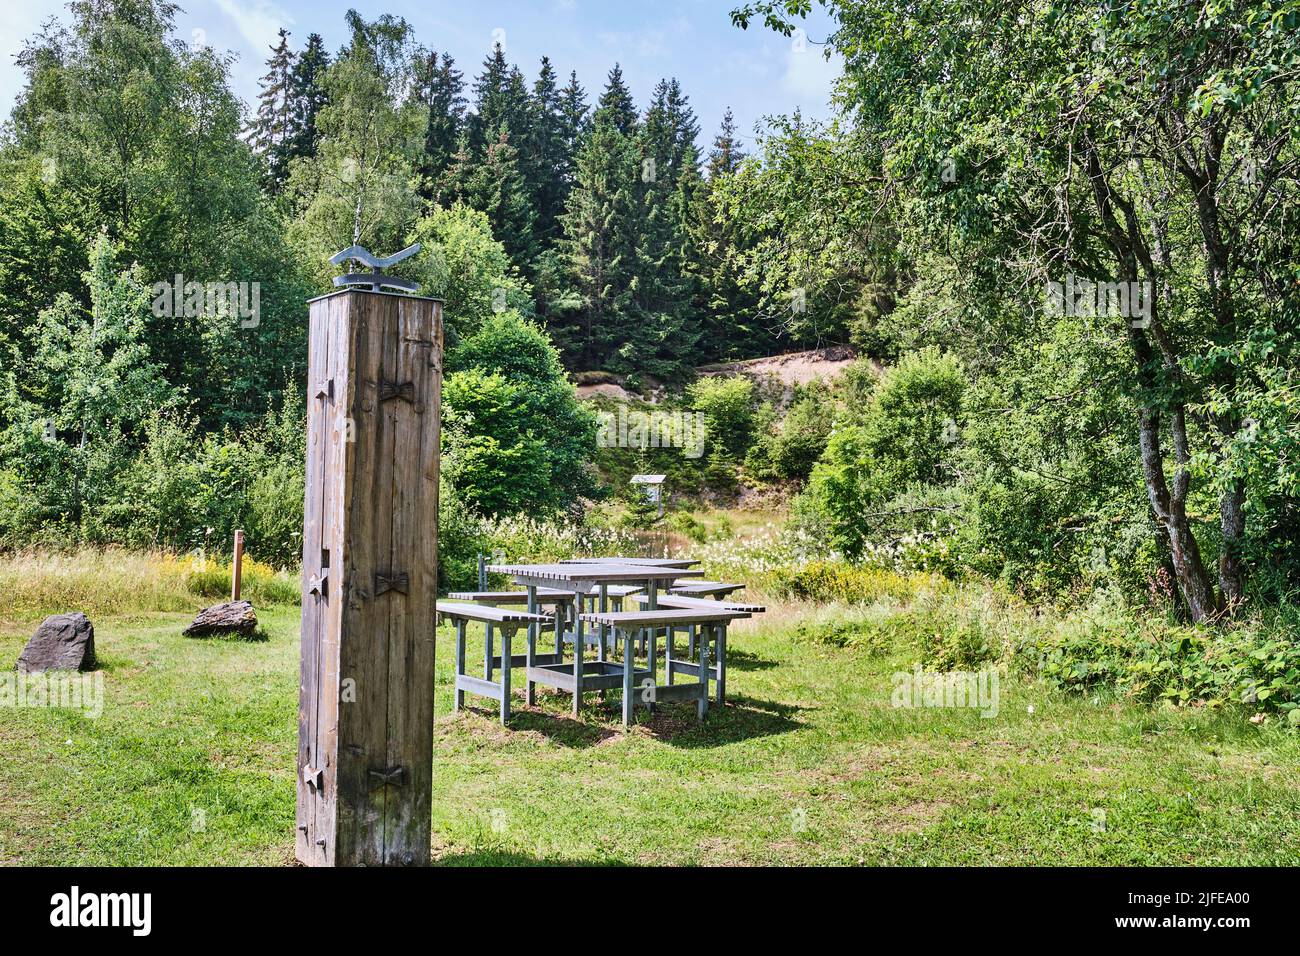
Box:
[443,313,598,517]
[796,348,966,558]
[687,375,756,460]
[1019,605,1300,713]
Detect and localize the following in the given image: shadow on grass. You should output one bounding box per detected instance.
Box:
[453,689,804,750]
[431,848,627,866]
[721,648,779,672]
[640,694,807,748]
[495,704,621,747]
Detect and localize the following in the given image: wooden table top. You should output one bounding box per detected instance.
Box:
[559,556,700,568]
[487,561,704,587]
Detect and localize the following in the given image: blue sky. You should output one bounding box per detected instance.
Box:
[1,0,842,149]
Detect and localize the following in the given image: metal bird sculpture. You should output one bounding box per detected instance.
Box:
[329,243,421,293]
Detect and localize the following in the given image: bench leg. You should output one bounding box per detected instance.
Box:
[484,623,493,681]
[454,620,466,712]
[647,626,657,713]
[665,624,674,686]
[501,628,512,726]
[621,630,634,728]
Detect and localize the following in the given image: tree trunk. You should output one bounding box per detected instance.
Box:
[1137,405,1219,622]
[1218,476,1246,610]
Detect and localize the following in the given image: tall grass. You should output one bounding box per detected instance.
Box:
[0,548,299,625]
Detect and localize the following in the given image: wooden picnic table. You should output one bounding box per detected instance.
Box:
[487,561,705,715]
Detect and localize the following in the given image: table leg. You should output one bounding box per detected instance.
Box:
[553,597,563,656]
[484,622,493,681]
[597,585,608,701]
[643,580,657,655]
[697,624,711,721]
[572,586,584,716]
[665,624,674,686]
[716,624,726,705]
[501,627,512,726]
[526,585,537,706]
[621,629,634,727]
[647,625,657,713]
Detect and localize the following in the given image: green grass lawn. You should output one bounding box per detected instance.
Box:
[1,604,1297,865]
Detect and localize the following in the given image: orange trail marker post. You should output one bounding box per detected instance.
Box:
[231,529,244,602]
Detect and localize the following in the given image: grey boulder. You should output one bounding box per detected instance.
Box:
[184,600,259,638]
[17,612,97,673]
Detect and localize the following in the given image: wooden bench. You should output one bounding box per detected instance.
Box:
[437,601,554,725]
[668,580,747,599]
[576,608,749,726]
[446,588,575,604]
[631,594,765,704]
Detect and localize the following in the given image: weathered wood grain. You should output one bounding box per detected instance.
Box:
[297,290,442,867]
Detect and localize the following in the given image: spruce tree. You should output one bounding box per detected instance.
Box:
[528,56,568,245]
[621,80,700,382]
[284,33,329,170]
[707,107,745,179]
[469,45,529,151]
[688,108,768,361]
[412,50,465,200]
[558,70,591,166]
[248,28,297,190]
[559,119,638,369]
[444,128,538,270]
[594,63,638,136]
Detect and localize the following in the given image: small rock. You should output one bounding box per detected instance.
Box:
[184,600,259,639]
[17,612,97,674]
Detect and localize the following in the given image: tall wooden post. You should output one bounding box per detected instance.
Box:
[296,288,442,867]
[231,529,244,602]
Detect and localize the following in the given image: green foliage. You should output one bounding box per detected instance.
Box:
[747,381,832,481]
[285,11,426,279]
[797,349,966,557]
[442,313,598,517]
[687,375,757,460]
[1021,605,1300,713]
[406,202,532,339]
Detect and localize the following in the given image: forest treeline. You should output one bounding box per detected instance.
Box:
[1,0,1298,628]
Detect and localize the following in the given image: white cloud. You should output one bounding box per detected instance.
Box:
[781,44,841,102]
[211,0,294,53]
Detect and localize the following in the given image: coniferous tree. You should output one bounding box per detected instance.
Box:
[412,50,465,200]
[621,79,700,382]
[558,117,638,368]
[283,33,330,170]
[558,70,591,166]
[528,57,569,245]
[444,129,538,270]
[248,28,297,189]
[707,106,745,179]
[594,63,638,136]
[469,45,530,151]
[688,108,768,360]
